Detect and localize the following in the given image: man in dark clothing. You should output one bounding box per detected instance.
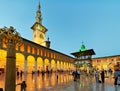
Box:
[101,69,105,83]
[17,81,27,91]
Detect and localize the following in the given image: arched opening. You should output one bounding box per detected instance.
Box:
[37,57,43,72]
[27,56,35,73]
[51,59,56,72]
[61,61,63,71]
[57,61,60,71]
[16,53,25,72]
[0,49,6,73]
[70,63,75,70]
[44,58,49,72]
[64,62,66,71]
[66,62,68,71]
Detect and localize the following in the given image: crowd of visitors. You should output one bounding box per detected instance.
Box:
[72,68,120,86]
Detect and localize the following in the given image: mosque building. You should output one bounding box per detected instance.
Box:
[0,2,120,74]
[0,2,75,74]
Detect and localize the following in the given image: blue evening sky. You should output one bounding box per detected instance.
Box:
[0,0,120,58]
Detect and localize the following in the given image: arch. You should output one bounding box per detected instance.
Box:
[27,55,35,73]
[61,61,63,71]
[67,62,70,71]
[66,62,68,71]
[44,58,50,72]
[16,53,25,72]
[57,61,60,71]
[63,62,67,71]
[37,57,43,72]
[51,59,56,72]
[27,45,31,53]
[20,44,24,52]
[0,49,6,72]
[71,63,74,70]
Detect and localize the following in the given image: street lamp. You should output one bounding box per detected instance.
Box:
[0,26,22,91]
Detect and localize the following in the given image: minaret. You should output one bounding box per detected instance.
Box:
[36,2,42,23]
[31,2,48,47]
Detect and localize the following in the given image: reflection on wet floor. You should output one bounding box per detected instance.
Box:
[0,72,73,91]
[0,72,120,91]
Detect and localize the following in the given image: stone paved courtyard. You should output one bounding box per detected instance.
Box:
[0,72,120,91]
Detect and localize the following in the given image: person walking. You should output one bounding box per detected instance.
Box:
[74,70,78,81]
[95,70,99,83]
[114,70,118,85]
[16,81,27,91]
[77,70,80,79]
[101,69,105,83]
[117,74,120,85]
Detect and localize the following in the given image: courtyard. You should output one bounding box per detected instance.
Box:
[0,72,119,91]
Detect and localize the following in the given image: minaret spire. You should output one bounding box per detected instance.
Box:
[31,1,48,47]
[36,2,42,24]
[38,2,40,11]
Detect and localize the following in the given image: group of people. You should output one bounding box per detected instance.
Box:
[95,69,120,86]
[95,69,105,83]
[17,70,23,78]
[72,70,80,81]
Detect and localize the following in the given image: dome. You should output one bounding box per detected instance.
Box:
[79,42,86,52]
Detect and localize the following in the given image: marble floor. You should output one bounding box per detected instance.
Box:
[0,72,120,91]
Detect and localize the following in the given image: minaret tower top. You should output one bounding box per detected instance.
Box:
[31,2,50,47]
[36,2,42,24]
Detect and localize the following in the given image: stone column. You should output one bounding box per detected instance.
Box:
[24,58,28,82]
[5,42,16,91]
[55,61,58,80]
[61,62,63,71]
[59,61,61,71]
[0,38,2,48]
[34,60,37,73]
[24,59,28,74]
[56,61,58,73]
[49,60,51,72]
[68,63,70,71]
[42,60,45,71]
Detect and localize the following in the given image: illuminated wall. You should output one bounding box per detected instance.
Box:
[92,55,120,71]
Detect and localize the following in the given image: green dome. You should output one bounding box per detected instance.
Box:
[79,42,86,52]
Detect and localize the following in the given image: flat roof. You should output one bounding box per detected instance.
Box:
[71,49,95,57]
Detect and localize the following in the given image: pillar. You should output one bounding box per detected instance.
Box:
[24,59,28,74]
[0,38,2,48]
[42,60,45,72]
[24,58,28,82]
[61,62,63,71]
[49,60,51,72]
[59,61,61,71]
[5,42,16,91]
[55,61,58,73]
[34,60,37,73]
